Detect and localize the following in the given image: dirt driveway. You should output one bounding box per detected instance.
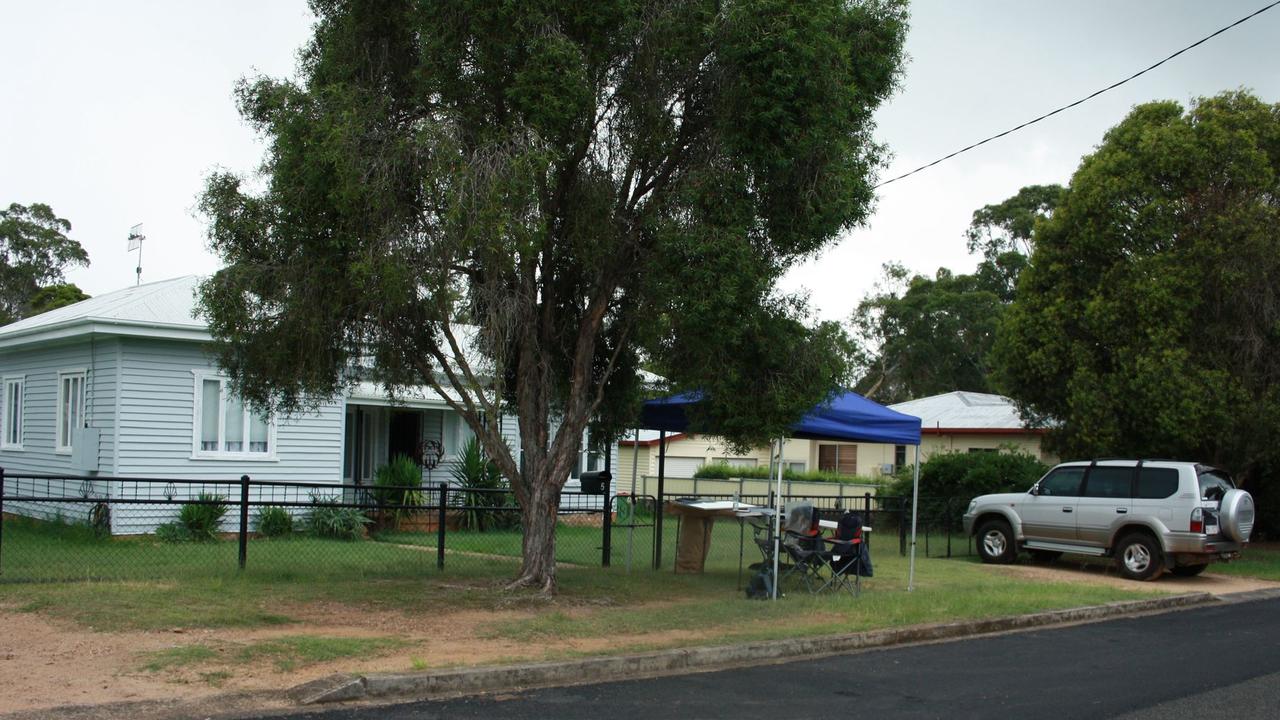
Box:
[981,560,1280,596]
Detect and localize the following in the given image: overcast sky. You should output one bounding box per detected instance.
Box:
[2,1,1277,322]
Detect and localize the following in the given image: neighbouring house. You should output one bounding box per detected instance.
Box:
[618,391,1052,486]
[0,276,616,532]
[857,391,1056,471]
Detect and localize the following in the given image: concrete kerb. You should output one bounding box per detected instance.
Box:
[290,591,1217,706]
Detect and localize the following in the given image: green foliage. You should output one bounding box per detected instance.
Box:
[850,264,1006,403]
[849,186,1062,404]
[255,506,294,538]
[887,450,1048,500]
[966,184,1065,302]
[194,0,907,583]
[26,282,89,316]
[992,91,1280,515]
[169,494,230,542]
[154,522,191,543]
[307,496,370,541]
[450,437,516,532]
[372,455,425,531]
[0,202,89,325]
[692,461,878,485]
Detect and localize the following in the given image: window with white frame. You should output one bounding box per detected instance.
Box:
[56,371,86,452]
[2,376,23,449]
[193,373,274,457]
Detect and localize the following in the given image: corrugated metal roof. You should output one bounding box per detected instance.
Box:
[888,391,1028,430]
[0,275,205,340]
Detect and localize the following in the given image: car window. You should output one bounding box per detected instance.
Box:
[1197,469,1234,501]
[1038,467,1085,497]
[1083,466,1133,498]
[1136,467,1180,499]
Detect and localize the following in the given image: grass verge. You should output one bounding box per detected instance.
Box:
[138,635,407,677]
[3,513,1160,658]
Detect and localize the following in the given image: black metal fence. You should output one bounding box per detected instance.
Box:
[0,467,974,583]
[0,469,609,582]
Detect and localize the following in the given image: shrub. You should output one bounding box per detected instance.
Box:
[886,449,1049,528]
[372,455,425,530]
[450,437,515,532]
[154,521,191,543]
[373,455,424,506]
[256,506,294,537]
[176,493,228,542]
[692,461,880,485]
[307,495,370,541]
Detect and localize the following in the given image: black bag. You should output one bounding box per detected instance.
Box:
[745,568,775,599]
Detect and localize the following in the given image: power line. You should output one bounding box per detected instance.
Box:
[875,0,1280,189]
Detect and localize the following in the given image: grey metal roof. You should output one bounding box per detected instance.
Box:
[0,275,207,347]
[888,391,1029,430]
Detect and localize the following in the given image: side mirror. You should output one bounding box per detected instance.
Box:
[1029,485,1041,496]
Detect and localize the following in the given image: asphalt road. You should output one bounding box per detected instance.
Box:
[281,597,1280,720]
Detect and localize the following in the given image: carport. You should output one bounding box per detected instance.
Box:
[638,391,924,598]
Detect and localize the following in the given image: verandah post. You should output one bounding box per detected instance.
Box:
[437,482,447,570]
[238,474,250,570]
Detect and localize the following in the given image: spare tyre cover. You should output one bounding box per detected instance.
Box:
[1218,489,1255,543]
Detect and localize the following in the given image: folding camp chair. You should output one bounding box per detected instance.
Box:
[818,511,873,597]
[779,503,828,594]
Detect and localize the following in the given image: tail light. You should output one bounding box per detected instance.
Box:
[1190,507,1203,534]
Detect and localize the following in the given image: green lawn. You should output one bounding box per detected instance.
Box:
[1207,543,1280,581]
[0,513,1162,650]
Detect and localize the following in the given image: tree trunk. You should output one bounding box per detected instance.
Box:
[510,472,563,593]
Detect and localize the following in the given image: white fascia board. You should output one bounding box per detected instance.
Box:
[0,319,212,350]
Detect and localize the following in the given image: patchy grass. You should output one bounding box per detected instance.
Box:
[4,512,1157,657]
[138,635,406,675]
[486,552,1153,649]
[1209,543,1280,581]
[140,644,219,672]
[231,636,407,672]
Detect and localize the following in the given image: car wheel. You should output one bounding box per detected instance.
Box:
[1171,563,1209,577]
[976,519,1017,564]
[1029,550,1062,563]
[1115,533,1164,581]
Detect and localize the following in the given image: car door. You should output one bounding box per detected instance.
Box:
[1018,466,1085,542]
[1076,463,1135,547]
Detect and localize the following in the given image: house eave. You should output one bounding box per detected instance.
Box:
[0,319,211,351]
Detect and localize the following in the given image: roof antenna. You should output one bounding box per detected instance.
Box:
[127,224,145,286]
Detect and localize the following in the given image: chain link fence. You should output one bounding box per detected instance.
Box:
[0,469,608,582]
[0,468,975,583]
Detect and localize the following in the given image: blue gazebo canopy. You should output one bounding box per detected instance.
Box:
[639,390,921,446]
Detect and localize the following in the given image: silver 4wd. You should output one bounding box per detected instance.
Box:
[962,460,1254,581]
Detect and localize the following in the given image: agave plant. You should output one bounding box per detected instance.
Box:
[450,437,510,532]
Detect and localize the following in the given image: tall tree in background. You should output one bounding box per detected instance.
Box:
[850,186,1060,403]
[0,203,89,325]
[966,184,1063,302]
[198,0,907,591]
[994,91,1280,508]
[850,263,1002,403]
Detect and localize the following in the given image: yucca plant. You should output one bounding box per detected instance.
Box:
[450,437,510,532]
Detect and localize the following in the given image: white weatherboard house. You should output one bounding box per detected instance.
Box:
[0,276,615,531]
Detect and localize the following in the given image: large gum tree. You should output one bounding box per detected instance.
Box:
[198,0,907,592]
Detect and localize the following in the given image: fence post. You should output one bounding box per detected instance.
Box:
[602,496,612,567]
[864,492,871,516]
[437,482,447,570]
[238,474,250,570]
[1,466,6,576]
